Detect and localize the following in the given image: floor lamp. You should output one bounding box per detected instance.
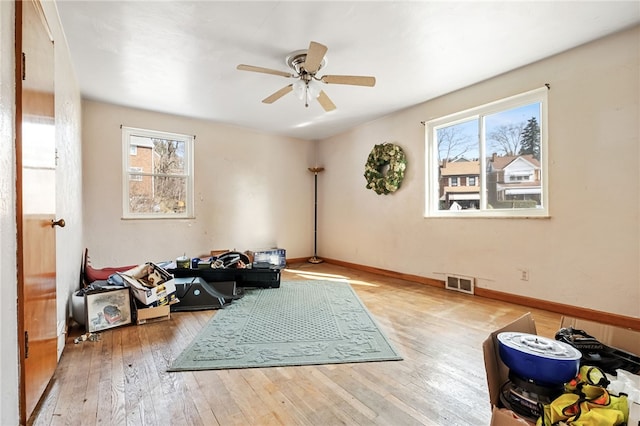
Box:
[308,167,325,264]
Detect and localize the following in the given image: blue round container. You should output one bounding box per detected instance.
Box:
[497,332,582,386]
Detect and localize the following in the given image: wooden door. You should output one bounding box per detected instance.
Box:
[16,0,59,422]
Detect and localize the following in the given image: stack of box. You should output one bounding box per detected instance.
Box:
[119,262,178,324]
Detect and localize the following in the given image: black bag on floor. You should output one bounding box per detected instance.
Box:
[555,327,640,376]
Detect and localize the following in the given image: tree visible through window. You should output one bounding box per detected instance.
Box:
[122,126,194,219]
[425,88,548,217]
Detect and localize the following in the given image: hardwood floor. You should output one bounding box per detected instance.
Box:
[30,262,561,426]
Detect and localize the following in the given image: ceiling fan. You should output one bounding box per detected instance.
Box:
[237,41,376,112]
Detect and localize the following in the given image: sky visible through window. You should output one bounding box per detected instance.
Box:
[439,102,540,162]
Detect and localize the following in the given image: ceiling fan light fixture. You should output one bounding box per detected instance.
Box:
[238,40,375,111]
[286,49,327,75]
[293,79,322,107]
[293,79,306,99]
[307,79,322,99]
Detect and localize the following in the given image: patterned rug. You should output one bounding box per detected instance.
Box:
[168,280,402,371]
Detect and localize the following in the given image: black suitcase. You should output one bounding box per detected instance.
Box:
[170,277,239,312]
[169,267,281,288]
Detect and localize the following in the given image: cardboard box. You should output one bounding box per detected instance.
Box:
[490,406,531,425]
[135,303,170,325]
[483,313,640,425]
[483,313,537,425]
[119,262,177,306]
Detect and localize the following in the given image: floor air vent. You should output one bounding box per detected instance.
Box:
[445,274,475,295]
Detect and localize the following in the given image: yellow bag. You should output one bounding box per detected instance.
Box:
[565,366,610,392]
[537,393,580,425]
[536,365,629,426]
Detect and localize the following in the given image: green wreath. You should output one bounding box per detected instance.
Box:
[364,143,407,195]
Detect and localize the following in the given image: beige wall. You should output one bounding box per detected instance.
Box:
[83,26,640,319]
[0,2,19,423]
[82,101,317,266]
[0,2,83,424]
[319,26,640,318]
[42,0,84,358]
[0,5,635,425]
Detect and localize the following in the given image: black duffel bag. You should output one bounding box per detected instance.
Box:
[555,327,640,376]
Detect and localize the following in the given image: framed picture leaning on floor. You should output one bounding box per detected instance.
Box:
[85,287,132,333]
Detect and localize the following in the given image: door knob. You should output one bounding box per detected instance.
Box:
[51,218,65,228]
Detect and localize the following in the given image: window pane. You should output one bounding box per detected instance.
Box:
[425,88,547,217]
[23,121,56,168]
[485,102,542,209]
[437,120,480,211]
[128,138,186,176]
[153,139,186,175]
[123,126,193,219]
[128,175,188,214]
[129,136,153,175]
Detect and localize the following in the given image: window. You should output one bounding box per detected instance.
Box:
[425,87,548,217]
[122,126,194,219]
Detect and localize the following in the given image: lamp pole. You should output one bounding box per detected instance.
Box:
[308,167,325,264]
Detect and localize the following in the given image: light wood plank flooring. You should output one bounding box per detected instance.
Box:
[30,262,561,426]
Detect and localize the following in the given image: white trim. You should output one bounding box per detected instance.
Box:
[505,188,541,195]
[448,193,480,201]
[121,126,195,219]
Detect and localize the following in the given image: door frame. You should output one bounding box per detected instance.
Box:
[15,0,58,422]
[15,3,26,421]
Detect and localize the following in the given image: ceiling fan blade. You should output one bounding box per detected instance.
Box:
[321,75,376,87]
[302,41,328,74]
[317,90,336,112]
[237,64,293,78]
[262,84,294,104]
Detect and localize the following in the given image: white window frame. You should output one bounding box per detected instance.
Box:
[122,126,195,219]
[425,87,548,218]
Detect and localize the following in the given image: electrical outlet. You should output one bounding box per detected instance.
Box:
[519,269,529,281]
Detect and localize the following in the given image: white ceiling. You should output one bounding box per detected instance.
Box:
[55,1,640,141]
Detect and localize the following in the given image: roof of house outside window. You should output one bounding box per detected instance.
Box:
[440,160,480,176]
[130,135,154,148]
[490,154,540,170]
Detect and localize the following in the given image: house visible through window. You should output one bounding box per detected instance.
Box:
[129,166,143,182]
[122,126,194,219]
[425,87,548,217]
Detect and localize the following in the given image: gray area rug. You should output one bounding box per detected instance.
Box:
[168,280,402,371]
